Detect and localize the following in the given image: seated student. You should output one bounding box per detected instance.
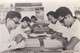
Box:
[47,11,58,30]
[10,16,32,49]
[47,11,67,49]
[56,7,80,51]
[75,10,80,21]
[30,15,40,29]
[20,16,31,34]
[47,11,67,33]
[11,16,31,39]
[47,11,62,35]
[30,15,38,26]
[0,11,22,52]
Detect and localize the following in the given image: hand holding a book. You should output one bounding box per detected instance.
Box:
[14,34,24,44]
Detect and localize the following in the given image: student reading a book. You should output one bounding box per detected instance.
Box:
[30,15,38,26]
[11,16,31,40]
[0,11,22,52]
[56,7,80,52]
[46,11,67,49]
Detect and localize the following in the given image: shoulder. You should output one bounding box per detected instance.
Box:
[0,24,7,30]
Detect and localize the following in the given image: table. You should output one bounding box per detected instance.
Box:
[1,32,64,53]
[2,47,62,53]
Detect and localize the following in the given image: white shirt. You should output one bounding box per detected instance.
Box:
[11,24,30,39]
[61,19,80,52]
[48,21,67,34]
[30,22,35,26]
[68,19,80,39]
[48,22,58,31]
[0,24,16,52]
[68,19,80,52]
[10,24,31,50]
[62,19,80,41]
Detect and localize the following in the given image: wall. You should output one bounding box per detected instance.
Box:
[0,0,80,20]
[20,11,35,19]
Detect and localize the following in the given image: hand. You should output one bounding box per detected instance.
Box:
[51,33,57,39]
[14,34,24,44]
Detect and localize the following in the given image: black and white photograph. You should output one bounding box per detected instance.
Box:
[0,0,80,53]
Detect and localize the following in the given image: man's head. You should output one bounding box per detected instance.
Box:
[56,7,74,27]
[75,11,80,19]
[6,11,21,30]
[47,11,58,24]
[21,16,31,28]
[31,15,37,23]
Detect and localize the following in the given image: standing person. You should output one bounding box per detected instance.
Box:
[56,7,80,52]
[0,11,22,52]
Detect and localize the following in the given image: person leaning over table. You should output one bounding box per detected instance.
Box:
[0,11,24,52]
[46,11,67,49]
[30,15,38,26]
[20,16,31,35]
[56,7,80,52]
[29,15,39,29]
[47,11,68,34]
[11,16,31,39]
[47,11,58,30]
[75,10,80,21]
[47,11,59,34]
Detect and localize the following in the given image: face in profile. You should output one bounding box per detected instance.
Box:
[48,15,57,24]
[60,14,72,27]
[58,16,65,26]
[21,21,28,29]
[7,17,20,29]
[31,18,37,23]
[75,13,80,19]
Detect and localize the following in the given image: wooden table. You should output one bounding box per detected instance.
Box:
[2,47,62,53]
[1,33,63,53]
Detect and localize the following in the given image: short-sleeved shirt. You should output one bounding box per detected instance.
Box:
[68,19,80,39]
[0,24,16,52]
[68,19,80,52]
[11,24,31,39]
[48,21,67,34]
[63,19,80,41]
[61,19,80,52]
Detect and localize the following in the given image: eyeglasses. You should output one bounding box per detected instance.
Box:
[59,16,67,23]
[59,18,65,23]
[12,20,20,24]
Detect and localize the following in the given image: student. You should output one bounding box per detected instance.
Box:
[47,11,58,31]
[30,15,38,26]
[47,11,65,36]
[56,7,80,52]
[11,16,31,39]
[0,11,22,52]
[47,11,67,49]
[75,10,80,21]
[47,11,66,32]
[20,16,31,34]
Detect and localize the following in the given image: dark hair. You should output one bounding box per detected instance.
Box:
[55,7,72,18]
[6,11,21,20]
[47,11,58,19]
[31,15,37,21]
[21,16,31,23]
